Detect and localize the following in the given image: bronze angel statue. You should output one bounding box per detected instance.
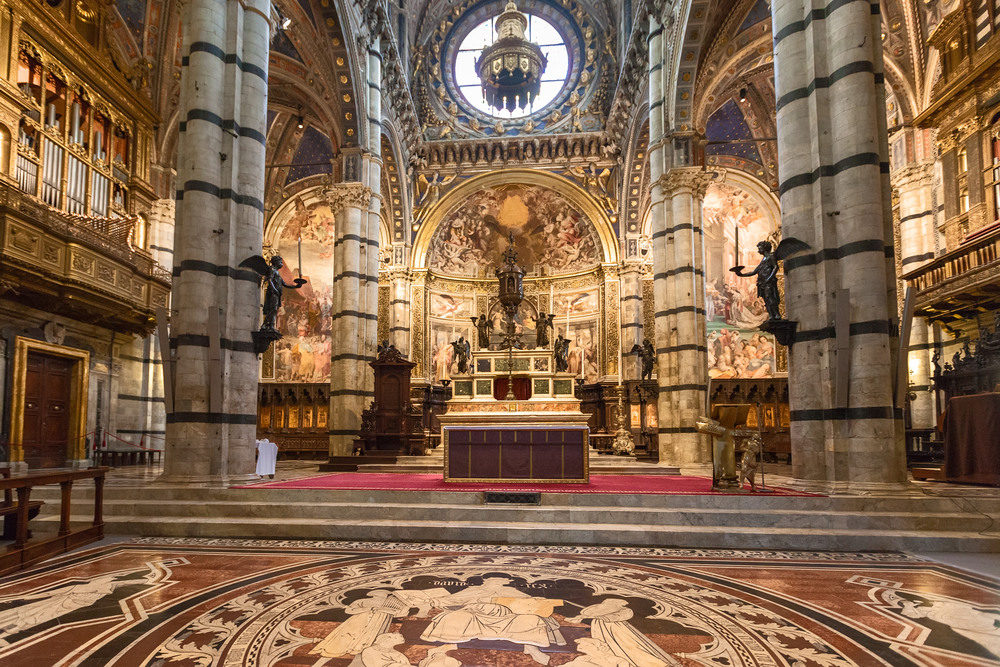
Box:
[471,314,494,348]
[238,255,307,331]
[629,338,656,381]
[532,312,555,348]
[730,238,810,320]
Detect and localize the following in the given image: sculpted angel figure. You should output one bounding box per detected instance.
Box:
[533,312,555,348]
[416,171,458,208]
[729,239,809,321]
[554,334,570,373]
[238,255,307,331]
[629,338,656,381]
[471,314,494,348]
[450,336,471,374]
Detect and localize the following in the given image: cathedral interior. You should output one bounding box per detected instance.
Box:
[0,0,999,664]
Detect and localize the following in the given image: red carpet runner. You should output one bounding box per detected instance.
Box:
[235,473,819,496]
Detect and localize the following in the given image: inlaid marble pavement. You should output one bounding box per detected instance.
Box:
[0,539,998,667]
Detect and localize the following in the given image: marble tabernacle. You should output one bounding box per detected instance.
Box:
[440,348,591,483]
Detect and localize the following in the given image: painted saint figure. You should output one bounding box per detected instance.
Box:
[566,599,680,667]
[418,576,566,665]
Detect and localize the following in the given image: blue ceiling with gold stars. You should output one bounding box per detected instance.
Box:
[116,0,146,49]
[287,127,335,183]
[739,0,771,32]
[296,0,316,27]
[705,100,760,163]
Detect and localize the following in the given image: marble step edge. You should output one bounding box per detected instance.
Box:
[34,498,997,521]
[27,488,1000,513]
[35,505,996,532]
[33,515,1000,552]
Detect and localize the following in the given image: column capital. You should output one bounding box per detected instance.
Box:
[891,161,934,190]
[323,182,373,216]
[658,169,712,198]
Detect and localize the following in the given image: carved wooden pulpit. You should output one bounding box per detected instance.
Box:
[355,345,423,455]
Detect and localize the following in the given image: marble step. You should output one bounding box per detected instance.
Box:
[28,484,1000,514]
[31,512,1000,552]
[40,497,996,533]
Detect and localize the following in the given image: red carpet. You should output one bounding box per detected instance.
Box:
[234,473,820,496]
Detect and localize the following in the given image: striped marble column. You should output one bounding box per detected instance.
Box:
[327,181,375,457]
[389,269,412,354]
[163,0,271,483]
[148,198,175,272]
[655,170,712,465]
[362,36,383,403]
[772,0,906,488]
[620,261,645,380]
[895,162,936,429]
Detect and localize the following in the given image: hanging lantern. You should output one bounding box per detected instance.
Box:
[476,2,548,113]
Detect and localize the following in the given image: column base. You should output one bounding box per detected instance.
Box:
[155,472,262,488]
[779,477,916,495]
[66,458,92,470]
[5,462,28,475]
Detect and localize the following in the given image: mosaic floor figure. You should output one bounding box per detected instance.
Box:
[0,540,998,667]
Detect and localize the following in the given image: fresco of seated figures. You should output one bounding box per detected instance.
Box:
[426,185,604,277]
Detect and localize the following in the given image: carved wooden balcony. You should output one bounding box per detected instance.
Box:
[0,181,171,335]
[902,224,1000,324]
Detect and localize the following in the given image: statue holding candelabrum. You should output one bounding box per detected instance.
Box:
[728,236,810,347]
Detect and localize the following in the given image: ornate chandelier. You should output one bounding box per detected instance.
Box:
[476,2,548,113]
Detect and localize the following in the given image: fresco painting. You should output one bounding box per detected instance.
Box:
[430,320,473,384]
[426,185,602,276]
[271,197,336,382]
[702,182,780,379]
[556,320,600,383]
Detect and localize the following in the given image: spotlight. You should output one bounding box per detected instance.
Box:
[281,17,292,29]
[297,115,304,129]
[739,87,747,103]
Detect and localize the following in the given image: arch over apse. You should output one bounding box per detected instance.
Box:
[411,170,620,272]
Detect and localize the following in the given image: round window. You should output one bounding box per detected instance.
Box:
[453,14,570,119]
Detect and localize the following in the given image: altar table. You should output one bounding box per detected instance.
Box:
[442,421,589,483]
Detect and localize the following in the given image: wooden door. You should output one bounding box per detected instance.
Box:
[22,352,73,469]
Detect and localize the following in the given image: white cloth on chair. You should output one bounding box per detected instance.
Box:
[256,440,278,476]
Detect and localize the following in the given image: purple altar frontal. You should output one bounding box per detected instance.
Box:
[443,425,590,483]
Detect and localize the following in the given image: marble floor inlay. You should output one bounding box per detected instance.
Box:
[0,540,998,666]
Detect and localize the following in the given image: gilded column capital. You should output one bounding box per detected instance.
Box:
[323,183,373,216]
[658,169,713,198]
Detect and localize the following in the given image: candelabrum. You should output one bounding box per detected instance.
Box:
[495,233,525,400]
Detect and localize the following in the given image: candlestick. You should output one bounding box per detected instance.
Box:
[618,277,624,387]
[735,226,739,267]
[297,237,303,279]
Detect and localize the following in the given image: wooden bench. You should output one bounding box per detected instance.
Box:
[0,467,107,576]
[0,468,43,540]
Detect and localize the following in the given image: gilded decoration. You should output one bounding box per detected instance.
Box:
[605,280,619,376]
[377,285,391,345]
[412,285,426,378]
